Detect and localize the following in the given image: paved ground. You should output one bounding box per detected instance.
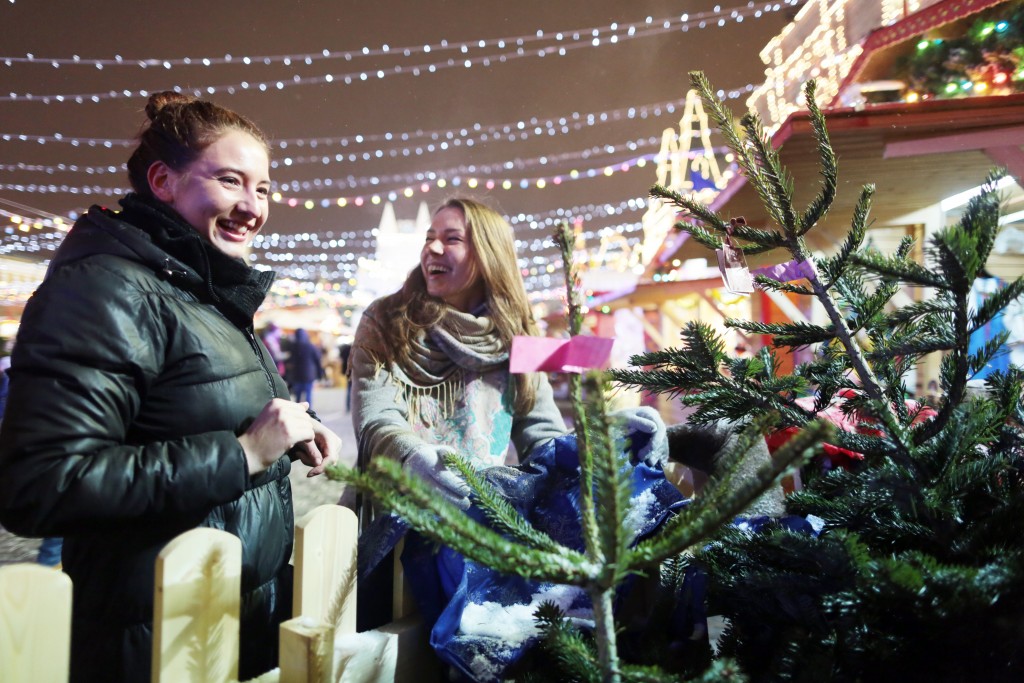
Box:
[0,386,357,566]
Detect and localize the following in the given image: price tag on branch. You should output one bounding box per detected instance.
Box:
[716,217,755,295]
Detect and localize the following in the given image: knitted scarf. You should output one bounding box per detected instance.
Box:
[385,306,508,418]
[118,193,275,329]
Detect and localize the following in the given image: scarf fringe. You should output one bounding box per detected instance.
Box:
[375,361,465,423]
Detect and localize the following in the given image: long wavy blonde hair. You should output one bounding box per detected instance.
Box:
[374,197,540,414]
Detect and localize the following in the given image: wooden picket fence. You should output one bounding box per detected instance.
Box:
[0,505,436,683]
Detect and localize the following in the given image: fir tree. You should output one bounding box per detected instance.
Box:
[612,72,1024,681]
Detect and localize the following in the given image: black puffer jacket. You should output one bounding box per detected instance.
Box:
[0,201,294,682]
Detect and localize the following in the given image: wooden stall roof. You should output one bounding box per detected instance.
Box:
[659,93,1024,270]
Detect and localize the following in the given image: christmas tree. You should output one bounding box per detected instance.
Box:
[612,71,1024,681]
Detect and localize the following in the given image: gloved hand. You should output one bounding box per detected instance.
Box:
[402,445,471,510]
[610,406,669,468]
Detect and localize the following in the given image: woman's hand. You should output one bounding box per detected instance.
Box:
[403,445,471,509]
[238,398,317,476]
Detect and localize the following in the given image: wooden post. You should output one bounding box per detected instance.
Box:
[0,563,72,683]
[278,617,334,683]
[293,504,357,633]
[152,528,241,683]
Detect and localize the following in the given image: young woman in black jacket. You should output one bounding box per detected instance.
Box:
[0,91,343,682]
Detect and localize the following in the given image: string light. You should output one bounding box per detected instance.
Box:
[0,91,748,155]
[0,141,732,209]
[1,193,652,297]
[2,2,804,103]
[0,1,779,302]
[273,136,669,190]
[4,3,799,71]
[0,162,124,175]
[267,147,724,207]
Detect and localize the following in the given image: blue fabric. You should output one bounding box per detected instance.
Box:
[37,536,64,566]
[360,426,695,682]
[968,276,1011,379]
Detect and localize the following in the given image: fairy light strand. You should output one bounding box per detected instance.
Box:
[1,196,651,296]
[0,91,732,156]
[3,2,801,70]
[0,141,733,207]
[1,2,801,103]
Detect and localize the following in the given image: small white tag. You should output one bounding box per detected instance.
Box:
[716,242,754,294]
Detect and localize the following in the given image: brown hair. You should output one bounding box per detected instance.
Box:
[376,197,540,414]
[126,91,270,197]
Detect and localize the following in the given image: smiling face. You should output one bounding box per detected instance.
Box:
[421,205,485,312]
[147,129,271,259]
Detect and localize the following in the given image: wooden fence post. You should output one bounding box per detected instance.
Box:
[278,504,357,683]
[292,504,357,631]
[152,527,242,683]
[0,563,72,683]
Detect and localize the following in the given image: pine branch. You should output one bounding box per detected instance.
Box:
[583,374,634,581]
[969,277,1024,333]
[726,319,836,347]
[331,460,593,584]
[961,169,1007,275]
[966,333,1011,377]
[852,249,946,287]
[881,296,956,327]
[700,85,892,407]
[688,72,755,175]
[818,185,873,288]
[798,80,839,236]
[727,221,790,251]
[651,186,786,254]
[533,602,603,683]
[629,419,831,569]
[752,274,814,296]
[738,111,798,235]
[801,259,890,405]
[651,185,730,234]
[444,453,564,553]
[554,221,601,567]
[913,202,991,444]
[633,70,1024,681]
[613,321,729,391]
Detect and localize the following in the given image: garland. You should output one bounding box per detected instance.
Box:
[894,0,1024,99]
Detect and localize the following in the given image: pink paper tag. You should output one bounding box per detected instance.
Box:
[510,335,615,374]
[751,259,814,283]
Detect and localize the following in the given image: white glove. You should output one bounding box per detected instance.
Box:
[403,445,471,510]
[610,406,669,468]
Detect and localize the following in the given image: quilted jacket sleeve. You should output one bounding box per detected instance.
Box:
[0,258,248,537]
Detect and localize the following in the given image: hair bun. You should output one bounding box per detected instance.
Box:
[145,91,196,121]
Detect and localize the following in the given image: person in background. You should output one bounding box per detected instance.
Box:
[349,197,568,626]
[287,328,325,408]
[261,321,287,376]
[1,354,65,568]
[0,91,342,683]
[338,342,353,412]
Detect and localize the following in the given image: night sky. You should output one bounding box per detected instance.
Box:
[1,0,799,292]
